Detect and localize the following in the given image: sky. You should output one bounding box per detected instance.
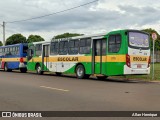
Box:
[0,0,160,42]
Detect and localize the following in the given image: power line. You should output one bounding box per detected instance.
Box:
[7,0,98,24]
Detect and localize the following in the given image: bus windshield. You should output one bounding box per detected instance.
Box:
[129,32,149,49]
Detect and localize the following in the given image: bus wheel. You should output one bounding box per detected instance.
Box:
[56,72,62,76]
[97,76,107,80]
[4,63,12,72]
[20,68,27,73]
[76,65,86,79]
[36,64,43,75]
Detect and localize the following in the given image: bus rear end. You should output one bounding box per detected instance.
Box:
[19,44,28,72]
[124,31,150,75]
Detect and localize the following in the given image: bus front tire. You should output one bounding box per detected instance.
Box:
[36,64,43,75]
[4,63,12,72]
[76,65,86,79]
[20,68,27,73]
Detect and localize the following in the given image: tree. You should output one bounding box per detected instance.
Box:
[142,28,160,50]
[0,41,3,46]
[53,33,83,39]
[5,34,27,45]
[27,35,45,43]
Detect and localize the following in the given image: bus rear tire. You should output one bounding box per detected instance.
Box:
[20,68,27,73]
[76,64,86,79]
[36,64,43,75]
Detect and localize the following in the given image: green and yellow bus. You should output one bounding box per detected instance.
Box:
[26,29,150,79]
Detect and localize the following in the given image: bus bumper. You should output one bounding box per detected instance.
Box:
[124,65,150,75]
[19,63,27,68]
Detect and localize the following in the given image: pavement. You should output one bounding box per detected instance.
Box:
[0,70,160,119]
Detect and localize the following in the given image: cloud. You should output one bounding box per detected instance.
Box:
[0,0,160,41]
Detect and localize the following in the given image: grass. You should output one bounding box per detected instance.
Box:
[111,63,160,81]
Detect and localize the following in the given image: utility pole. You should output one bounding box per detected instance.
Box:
[2,21,5,46]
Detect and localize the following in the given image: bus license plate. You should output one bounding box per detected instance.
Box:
[137,64,142,68]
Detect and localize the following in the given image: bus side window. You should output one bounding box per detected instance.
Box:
[9,47,12,55]
[102,39,106,55]
[8,47,12,55]
[17,47,20,55]
[59,41,68,55]
[13,47,15,54]
[69,40,79,55]
[35,44,42,56]
[50,42,59,55]
[108,34,121,53]
[79,38,91,54]
[12,47,15,55]
[2,48,5,55]
[15,47,18,55]
[5,48,8,56]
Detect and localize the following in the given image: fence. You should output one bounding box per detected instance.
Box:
[151,50,160,63]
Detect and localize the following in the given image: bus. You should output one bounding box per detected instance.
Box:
[0,43,28,73]
[26,30,150,79]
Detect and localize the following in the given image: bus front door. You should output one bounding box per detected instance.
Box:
[92,39,106,74]
[42,45,50,71]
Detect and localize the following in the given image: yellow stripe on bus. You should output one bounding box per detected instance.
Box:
[0,55,149,63]
[106,55,126,62]
[28,55,149,63]
[28,55,126,63]
[1,57,27,62]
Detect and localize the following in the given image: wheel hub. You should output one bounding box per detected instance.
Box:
[37,66,41,73]
[77,67,83,76]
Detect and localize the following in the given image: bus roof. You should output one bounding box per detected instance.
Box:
[30,29,145,44]
[51,29,145,42]
[29,41,50,45]
[0,43,27,48]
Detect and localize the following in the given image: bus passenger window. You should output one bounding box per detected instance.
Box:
[95,40,101,56]
[59,41,68,55]
[79,38,91,54]
[50,42,59,55]
[69,40,79,55]
[108,35,121,53]
[35,44,42,56]
[2,48,5,55]
[15,47,19,55]
[102,40,106,55]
